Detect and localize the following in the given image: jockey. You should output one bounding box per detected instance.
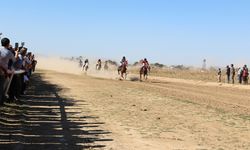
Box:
[96,59,102,69]
[97,59,101,64]
[120,56,128,67]
[96,59,101,66]
[84,59,89,66]
[82,59,89,71]
[142,58,149,69]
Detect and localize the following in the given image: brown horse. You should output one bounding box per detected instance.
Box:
[140,66,149,81]
[118,64,127,79]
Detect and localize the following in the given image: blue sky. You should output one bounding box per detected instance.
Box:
[0,0,250,67]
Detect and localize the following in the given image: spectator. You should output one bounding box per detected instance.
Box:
[231,64,236,84]
[237,67,243,84]
[0,36,36,106]
[20,48,30,94]
[217,68,222,82]
[242,65,249,84]
[226,65,230,83]
[27,52,33,77]
[0,38,18,105]
[31,54,37,72]
[8,47,27,101]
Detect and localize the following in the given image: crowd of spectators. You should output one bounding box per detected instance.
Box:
[0,37,37,105]
[218,64,249,84]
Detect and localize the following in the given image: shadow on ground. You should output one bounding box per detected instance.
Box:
[0,73,113,150]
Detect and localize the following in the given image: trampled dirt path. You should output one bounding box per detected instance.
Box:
[2,69,250,150]
[40,70,250,150]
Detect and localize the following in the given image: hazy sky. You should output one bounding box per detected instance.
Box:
[0,0,249,67]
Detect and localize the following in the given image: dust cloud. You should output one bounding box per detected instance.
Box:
[37,56,82,75]
[36,56,139,81]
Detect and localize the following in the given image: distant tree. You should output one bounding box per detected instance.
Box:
[107,60,118,66]
[133,61,139,66]
[171,65,190,70]
[153,63,165,68]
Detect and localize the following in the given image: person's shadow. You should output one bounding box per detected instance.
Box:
[0,72,113,150]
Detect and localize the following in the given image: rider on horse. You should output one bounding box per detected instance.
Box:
[120,56,128,68]
[141,58,149,71]
[104,61,109,70]
[97,59,101,64]
[79,59,83,67]
[96,59,102,70]
[118,56,128,78]
[140,58,150,81]
[82,59,89,71]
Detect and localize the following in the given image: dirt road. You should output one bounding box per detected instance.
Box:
[2,70,250,150]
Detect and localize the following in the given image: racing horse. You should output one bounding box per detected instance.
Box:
[82,63,89,72]
[118,64,127,79]
[104,61,109,70]
[96,62,102,70]
[140,66,149,81]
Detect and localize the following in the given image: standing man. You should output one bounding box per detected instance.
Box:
[238,67,243,84]
[231,64,236,84]
[226,65,230,83]
[243,65,249,84]
[0,38,18,105]
[217,68,222,83]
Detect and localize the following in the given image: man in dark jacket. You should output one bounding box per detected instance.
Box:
[226,65,230,83]
[231,64,236,84]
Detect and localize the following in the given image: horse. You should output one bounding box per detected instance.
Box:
[118,64,127,79]
[104,62,109,70]
[148,66,151,74]
[96,63,101,70]
[79,59,83,67]
[82,64,89,72]
[140,66,149,81]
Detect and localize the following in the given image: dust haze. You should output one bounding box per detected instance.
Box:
[36,56,138,80]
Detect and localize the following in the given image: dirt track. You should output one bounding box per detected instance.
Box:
[1,69,250,150]
[38,70,250,150]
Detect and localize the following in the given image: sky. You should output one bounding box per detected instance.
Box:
[0,0,249,67]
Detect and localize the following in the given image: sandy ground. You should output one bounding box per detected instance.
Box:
[23,69,249,150]
[1,56,250,149]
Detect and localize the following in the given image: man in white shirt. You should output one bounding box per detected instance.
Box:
[0,38,18,105]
